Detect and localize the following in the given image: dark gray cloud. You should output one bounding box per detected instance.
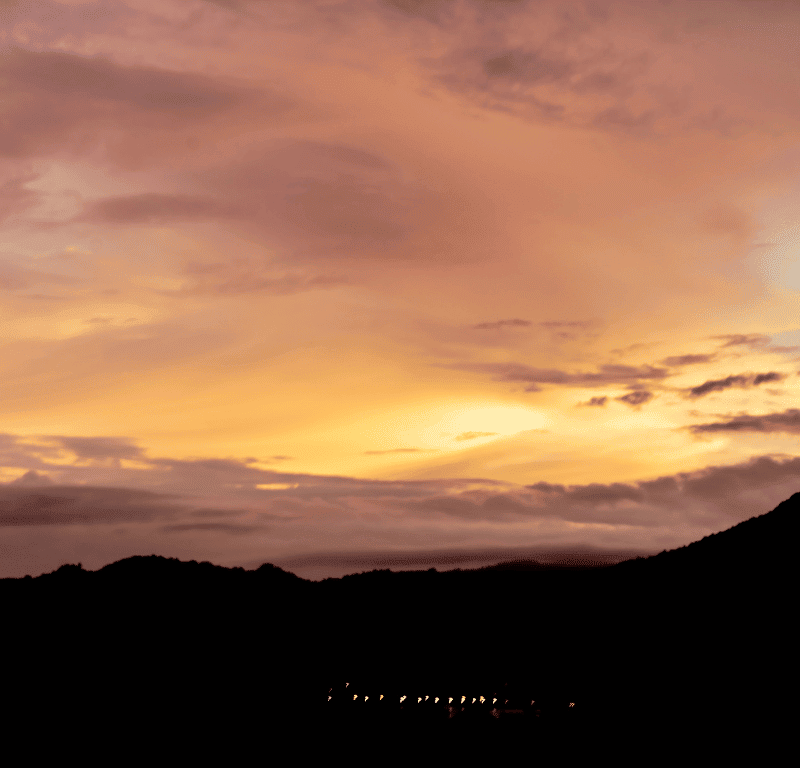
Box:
[615,390,655,407]
[0,485,183,527]
[73,193,246,226]
[688,409,800,435]
[537,321,595,329]
[11,470,53,486]
[4,46,243,117]
[395,453,800,528]
[381,0,525,21]
[52,436,146,461]
[686,372,786,399]
[447,361,670,391]
[581,396,608,407]
[473,318,531,330]
[0,46,289,164]
[182,139,427,265]
[422,7,674,133]
[161,522,264,534]
[753,372,784,386]
[711,333,771,349]
[660,354,716,367]
[483,49,574,83]
[526,454,800,520]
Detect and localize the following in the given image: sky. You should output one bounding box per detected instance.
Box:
[2,0,800,580]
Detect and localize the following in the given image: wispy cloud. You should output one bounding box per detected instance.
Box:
[472,318,531,330]
[447,361,670,391]
[685,372,786,399]
[615,390,655,407]
[688,409,800,435]
[580,396,608,407]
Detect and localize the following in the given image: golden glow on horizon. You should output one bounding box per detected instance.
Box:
[401,401,550,451]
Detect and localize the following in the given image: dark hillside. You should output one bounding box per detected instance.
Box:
[2,493,797,753]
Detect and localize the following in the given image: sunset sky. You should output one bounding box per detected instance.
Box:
[2,0,800,579]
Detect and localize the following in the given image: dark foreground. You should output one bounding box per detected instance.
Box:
[4,492,799,760]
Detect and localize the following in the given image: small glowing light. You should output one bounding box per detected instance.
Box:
[449,698,453,704]
[365,697,369,702]
[569,702,575,707]
[435,697,439,703]
[425,696,429,701]
[480,696,485,704]
[400,696,406,703]
[418,697,422,703]
[328,696,331,701]
[380,695,384,700]
[345,683,349,687]
[493,698,497,704]
[461,696,466,704]
[472,698,476,704]
[353,694,357,700]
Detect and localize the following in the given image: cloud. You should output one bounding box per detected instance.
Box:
[2,45,244,116]
[615,390,655,407]
[161,522,264,534]
[447,361,670,391]
[394,454,800,528]
[472,318,531,330]
[537,321,595,330]
[526,454,800,520]
[711,334,772,349]
[419,4,697,135]
[157,259,349,298]
[453,432,498,441]
[0,485,183,526]
[581,396,608,407]
[686,372,786,399]
[11,470,53,486]
[380,0,526,23]
[753,372,784,386]
[51,436,146,462]
[73,193,246,226]
[363,448,433,455]
[660,354,716,367]
[688,409,800,435]
[190,139,423,263]
[0,46,289,165]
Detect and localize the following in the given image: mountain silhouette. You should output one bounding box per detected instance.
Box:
[3,492,797,756]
